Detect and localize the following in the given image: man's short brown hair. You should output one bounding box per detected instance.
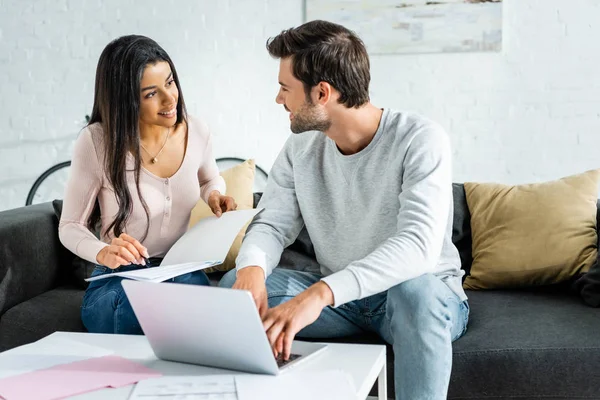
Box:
[267,20,370,108]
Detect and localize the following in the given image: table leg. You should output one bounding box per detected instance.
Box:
[378,360,387,400]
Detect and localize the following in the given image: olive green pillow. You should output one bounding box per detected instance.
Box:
[463,169,600,290]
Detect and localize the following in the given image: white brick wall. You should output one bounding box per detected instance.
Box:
[1,0,599,211]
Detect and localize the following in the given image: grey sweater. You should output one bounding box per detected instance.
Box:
[236,109,467,307]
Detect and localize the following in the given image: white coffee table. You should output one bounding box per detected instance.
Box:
[1,332,387,399]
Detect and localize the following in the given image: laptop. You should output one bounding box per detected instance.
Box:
[121,280,327,375]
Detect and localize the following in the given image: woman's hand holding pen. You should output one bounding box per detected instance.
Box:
[96,233,150,269]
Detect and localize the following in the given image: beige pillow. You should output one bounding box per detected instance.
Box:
[188,159,255,272]
[463,169,600,290]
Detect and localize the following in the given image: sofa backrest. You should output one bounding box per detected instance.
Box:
[0,202,71,316]
[451,184,473,275]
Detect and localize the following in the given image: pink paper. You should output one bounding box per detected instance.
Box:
[0,355,161,400]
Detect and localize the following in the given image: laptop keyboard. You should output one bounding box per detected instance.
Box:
[276,353,301,368]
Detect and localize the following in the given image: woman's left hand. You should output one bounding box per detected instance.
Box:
[207,191,237,217]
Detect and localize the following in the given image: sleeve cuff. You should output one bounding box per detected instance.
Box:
[320,269,361,308]
[235,250,270,280]
[77,238,109,265]
[201,177,227,203]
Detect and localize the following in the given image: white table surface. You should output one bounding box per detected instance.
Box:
[0,331,387,400]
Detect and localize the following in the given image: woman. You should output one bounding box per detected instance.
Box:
[59,35,236,334]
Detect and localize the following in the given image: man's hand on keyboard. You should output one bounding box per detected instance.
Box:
[262,281,334,360]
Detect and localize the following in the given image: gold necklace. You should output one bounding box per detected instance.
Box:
[140,126,171,164]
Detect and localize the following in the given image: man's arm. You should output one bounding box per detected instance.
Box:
[322,123,453,307]
[235,136,305,279]
[232,137,305,316]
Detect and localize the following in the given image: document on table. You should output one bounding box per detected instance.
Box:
[128,375,238,400]
[128,370,357,400]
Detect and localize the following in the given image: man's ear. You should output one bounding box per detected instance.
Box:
[316,81,333,104]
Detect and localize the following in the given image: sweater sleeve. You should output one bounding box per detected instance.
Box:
[58,128,108,264]
[235,136,305,279]
[321,124,453,307]
[197,124,226,203]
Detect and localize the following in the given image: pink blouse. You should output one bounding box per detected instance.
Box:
[58,115,226,264]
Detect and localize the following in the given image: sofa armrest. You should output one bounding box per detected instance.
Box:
[0,203,68,316]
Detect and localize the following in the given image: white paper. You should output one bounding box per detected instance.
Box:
[235,370,357,400]
[85,261,220,283]
[161,208,262,266]
[84,209,262,283]
[129,375,238,400]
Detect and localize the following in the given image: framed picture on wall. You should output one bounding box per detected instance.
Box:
[305,0,503,55]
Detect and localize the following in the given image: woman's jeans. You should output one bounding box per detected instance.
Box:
[81,258,210,334]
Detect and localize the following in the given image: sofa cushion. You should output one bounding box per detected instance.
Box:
[326,287,600,399]
[448,288,600,399]
[464,169,600,290]
[0,285,85,351]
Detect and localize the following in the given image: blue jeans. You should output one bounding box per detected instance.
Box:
[81,258,210,334]
[219,268,469,400]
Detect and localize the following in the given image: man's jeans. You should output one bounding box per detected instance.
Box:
[81,258,210,334]
[219,268,469,400]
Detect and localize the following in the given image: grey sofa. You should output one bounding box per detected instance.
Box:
[1,185,599,399]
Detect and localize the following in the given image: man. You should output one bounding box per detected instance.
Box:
[219,20,469,400]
